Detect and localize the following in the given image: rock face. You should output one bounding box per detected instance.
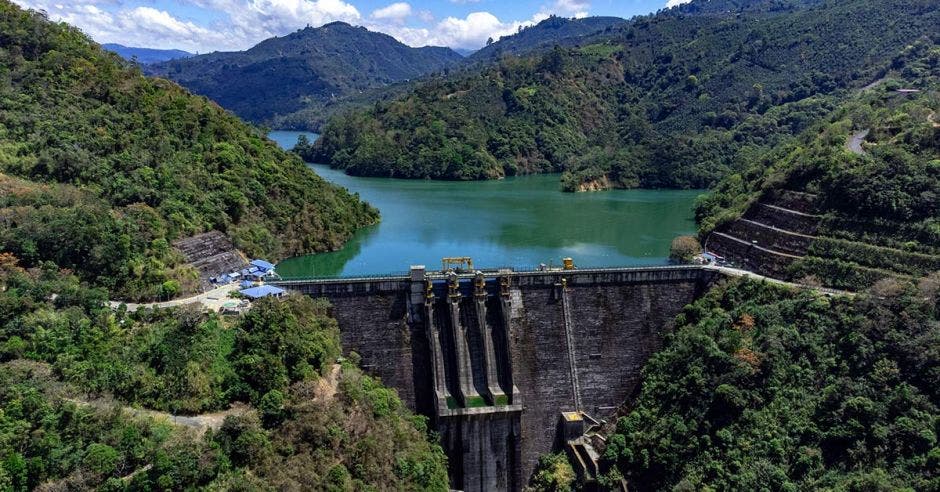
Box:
[707,190,821,277]
[275,266,720,491]
[173,231,248,290]
[576,175,613,192]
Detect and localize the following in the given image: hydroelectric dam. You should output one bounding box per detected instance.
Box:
[272,264,724,491]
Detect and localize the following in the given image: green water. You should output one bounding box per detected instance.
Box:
[269,131,704,278]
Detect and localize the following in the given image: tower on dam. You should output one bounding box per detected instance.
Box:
[274,264,721,491]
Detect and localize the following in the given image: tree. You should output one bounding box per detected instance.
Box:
[670,235,701,263]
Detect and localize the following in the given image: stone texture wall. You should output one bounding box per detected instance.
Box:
[438,410,522,492]
[709,233,797,278]
[326,290,433,414]
[277,267,719,491]
[509,275,711,482]
[725,219,813,255]
[744,203,820,235]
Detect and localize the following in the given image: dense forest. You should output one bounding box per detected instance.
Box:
[147,22,463,129]
[466,16,626,64]
[307,0,937,191]
[0,257,448,490]
[0,2,377,300]
[598,277,939,490]
[696,40,939,287]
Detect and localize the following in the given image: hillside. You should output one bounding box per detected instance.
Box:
[695,41,939,290]
[597,277,939,490]
[467,15,627,63]
[308,0,938,189]
[102,43,192,64]
[0,2,377,300]
[0,260,448,490]
[147,22,463,127]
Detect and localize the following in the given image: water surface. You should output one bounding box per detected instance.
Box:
[269,131,703,278]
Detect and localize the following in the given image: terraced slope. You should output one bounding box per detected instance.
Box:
[706,190,939,287]
[698,44,939,290]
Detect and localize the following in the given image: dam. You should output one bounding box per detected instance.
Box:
[273,264,723,491]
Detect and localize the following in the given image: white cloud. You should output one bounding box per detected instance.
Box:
[665,0,691,7]
[416,9,434,23]
[376,10,549,50]
[11,0,593,52]
[371,2,411,22]
[14,0,362,52]
[552,0,589,13]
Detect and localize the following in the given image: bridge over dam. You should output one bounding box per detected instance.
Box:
[272,265,724,491]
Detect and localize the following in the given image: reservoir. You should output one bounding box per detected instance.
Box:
[270,131,703,278]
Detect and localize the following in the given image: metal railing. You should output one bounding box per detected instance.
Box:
[272,263,704,283]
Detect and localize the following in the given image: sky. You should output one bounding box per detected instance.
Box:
[12,0,684,53]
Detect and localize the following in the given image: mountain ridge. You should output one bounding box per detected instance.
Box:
[307,0,938,192]
[102,43,192,64]
[146,21,463,126]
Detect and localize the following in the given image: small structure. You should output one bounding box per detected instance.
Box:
[219,300,250,315]
[239,285,286,300]
[702,251,726,265]
[239,259,277,282]
[250,259,276,273]
[442,257,473,273]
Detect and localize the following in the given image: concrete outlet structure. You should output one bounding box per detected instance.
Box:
[273,265,721,491]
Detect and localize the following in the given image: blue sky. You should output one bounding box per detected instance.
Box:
[13,0,680,53]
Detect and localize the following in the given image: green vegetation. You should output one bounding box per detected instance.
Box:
[0,2,377,300]
[528,453,576,492]
[468,15,626,63]
[147,21,463,129]
[308,0,937,191]
[669,235,701,264]
[599,277,940,490]
[696,40,939,287]
[0,256,448,490]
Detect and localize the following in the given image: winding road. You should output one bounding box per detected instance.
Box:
[846,128,869,155]
[108,283,240,312]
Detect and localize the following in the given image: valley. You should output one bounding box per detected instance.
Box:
[270,132,701,278]
[0,0,937,491]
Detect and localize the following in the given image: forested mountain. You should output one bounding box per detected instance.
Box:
[467,15,627,63]
[102,43,192,64]
[146,22,463,127]
[578,42,940,491]
[597,277,939,490]
[695,41,939,288]
[0,259,448,490]
[0,2,377,300]
[308,0,938,190]
[0,4,446,489]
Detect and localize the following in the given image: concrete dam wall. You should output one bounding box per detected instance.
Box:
[274,265,721,491]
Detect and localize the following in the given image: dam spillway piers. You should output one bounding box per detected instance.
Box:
[273,265,721,491]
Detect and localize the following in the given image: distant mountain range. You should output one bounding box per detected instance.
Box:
[145,22,463,126]
[102,43,192,64]
[307,0,939,190]
[468,16,628,63]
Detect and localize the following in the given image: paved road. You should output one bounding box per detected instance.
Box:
[846,129,869,155]
[67,397,247,432]
[109,283,240,312]
[706,265,853,297]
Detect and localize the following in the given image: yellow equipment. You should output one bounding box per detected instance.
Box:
[442,257,474,272]
[563,257,575,270]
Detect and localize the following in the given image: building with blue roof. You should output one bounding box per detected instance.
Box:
[250,259,276,272]
[239,285,286,300]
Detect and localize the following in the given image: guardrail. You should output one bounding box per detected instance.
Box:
[272,263,705,284]
[273,271,412,283]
